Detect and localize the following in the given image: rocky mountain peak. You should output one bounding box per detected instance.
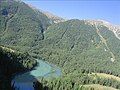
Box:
[83,19,120,39]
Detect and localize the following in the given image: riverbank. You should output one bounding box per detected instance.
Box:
[12,59,62,90]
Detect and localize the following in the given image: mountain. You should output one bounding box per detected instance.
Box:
[0,0,51,50]
[40,10,65,23]
[84,19,120,39]
[1,0,120,90]
[40,19,120,74]
[35,19,120,89]
[28,4,65,24]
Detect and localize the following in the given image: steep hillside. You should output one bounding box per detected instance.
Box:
[84,19,120,40]
[0,45,36,89]
[1,0,120,89]
[28,4,65,23]
[0,0,51,50]
[29,5,65,24]
[38,19,120,76]
[33,20,120,89]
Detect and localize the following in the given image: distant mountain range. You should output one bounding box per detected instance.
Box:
[1,0,120,90]
[39,9,65,23]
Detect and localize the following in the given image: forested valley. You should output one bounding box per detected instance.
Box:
[0,0,120,90]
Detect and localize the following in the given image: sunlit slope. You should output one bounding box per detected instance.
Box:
[0,0,51,49]
[39,19,120,76]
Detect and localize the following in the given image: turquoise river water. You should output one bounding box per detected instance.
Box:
[11,59,61,90]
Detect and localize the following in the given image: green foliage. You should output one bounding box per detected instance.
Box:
[0,0,51,48]
[1,0,120,90]
[37,20,120,77]
[0,45,37,71]
[0,45,37,89]
[34,72,120,90]
[32,20,120,89]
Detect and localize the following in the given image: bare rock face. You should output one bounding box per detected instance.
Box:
[83,19,120,40]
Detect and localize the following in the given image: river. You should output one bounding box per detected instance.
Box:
[11,59,61,90]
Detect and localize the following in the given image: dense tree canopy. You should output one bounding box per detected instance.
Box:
[1,0,120,90]
[0,45,37,90]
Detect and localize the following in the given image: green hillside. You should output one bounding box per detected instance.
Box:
[32,20,120,89]
[0,0,51,50]
[1,0,120,90]
[0,45,36,89]
[38,20,120,76]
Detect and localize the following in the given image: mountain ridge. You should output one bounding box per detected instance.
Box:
[1,0,120,89]
[84,19,120,40]
[28,4,65,24]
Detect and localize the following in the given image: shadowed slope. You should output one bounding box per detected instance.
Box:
[0,45,37,90]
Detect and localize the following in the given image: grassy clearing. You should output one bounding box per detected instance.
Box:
[92,73,120,82]
[83,84,118,90]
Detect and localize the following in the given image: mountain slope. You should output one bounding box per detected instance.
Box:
[1,0,120,89]
[0,45,36,89]
[29,5,65,24]
[34,19,120,89]
[0,0,51,49]
[84,19,120,40]
[38,19,120,76]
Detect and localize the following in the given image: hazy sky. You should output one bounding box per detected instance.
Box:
[23,0,120,25]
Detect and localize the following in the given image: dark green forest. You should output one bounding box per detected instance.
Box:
[34,72,120,90]
[0,45,36,90]
[1,0,120,90]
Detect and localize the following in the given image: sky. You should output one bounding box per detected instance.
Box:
[23,0,120,25]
